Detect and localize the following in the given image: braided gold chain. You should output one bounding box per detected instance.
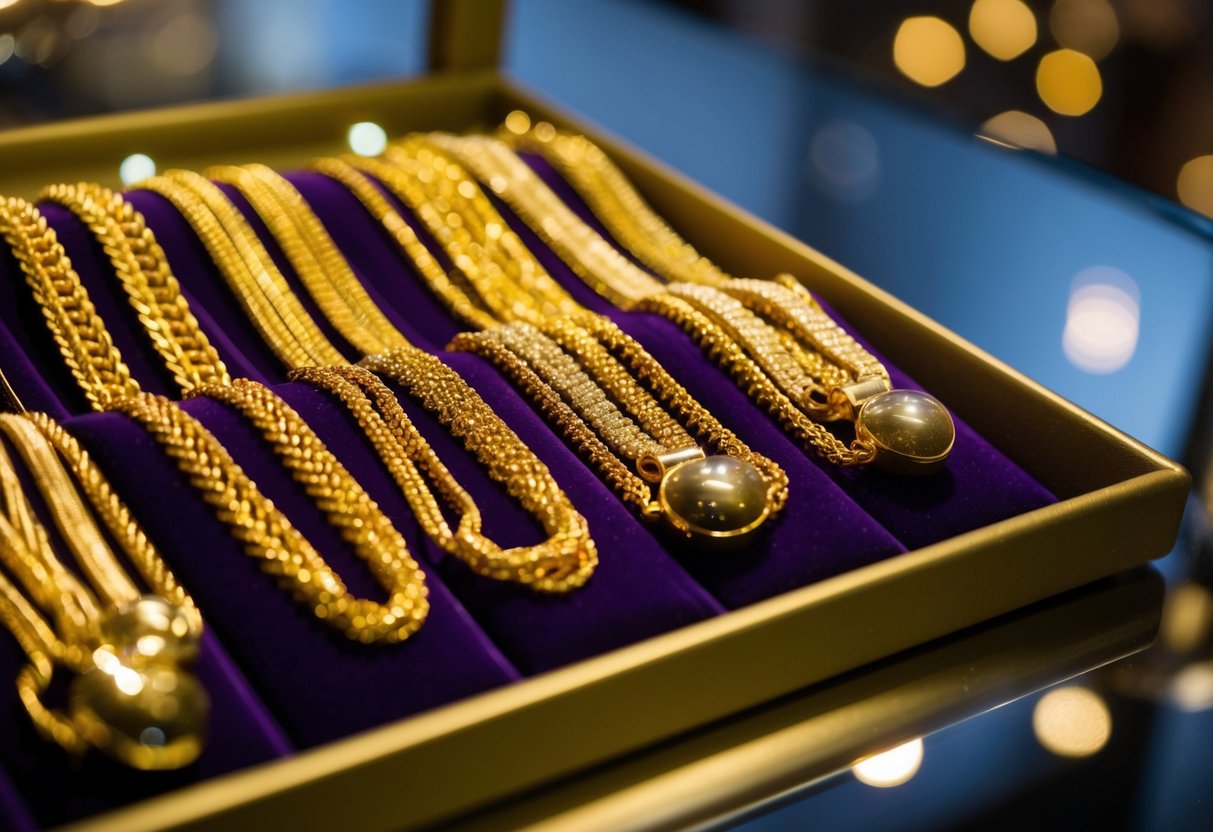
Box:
[112,386,429,643]
[39,182,231,392]
[0,197,141,410]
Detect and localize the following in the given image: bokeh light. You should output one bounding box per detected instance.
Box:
[348,121,388,157]
[1050,0,1120,60]
[1033,686,1112,757]
[893,17,966,88]
[980,110,1057,154]
[119,153,156,186]
[1177,155,1213,219]
[1062,267,1140,374]
[1036,49,1103,116]
[852,738,924,788]
[969,0,1037,61]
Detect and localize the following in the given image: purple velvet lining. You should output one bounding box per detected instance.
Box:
[67,408,521,750]
[0,763,35,832]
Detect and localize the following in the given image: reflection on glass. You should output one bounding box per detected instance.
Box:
[1171,662,1213,712]
[1161,583,1213,654]
[118,153,156,186]
[1033,686,1112,757]
[893,17,965,88]
[969,0,1037,61]
[1177,155,1213,219]
[1036,49,1103,116]
[807,119,880,203]
[149,11,218,76]
[1062,268,1139,374]
[1049,0,1120,60]
[980,111,1057,154]
[851,738,925,788]
[348,121,388,157]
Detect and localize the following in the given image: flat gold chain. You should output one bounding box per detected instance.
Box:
[137,171,344,369]
[424,133,664,307]
[309,156,500,330]
[0,411,202,761]
[502,122,730,287]
[500,121,891,390]
[0,196,141,410]
[113,384,429,644]
[205,164,408,356]
[39,183,231,392]
[346,354,597,591]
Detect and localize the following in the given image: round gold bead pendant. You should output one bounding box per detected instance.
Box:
[855,390,955,475]
[658,456,772,546]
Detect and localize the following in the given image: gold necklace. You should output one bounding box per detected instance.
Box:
[167,167,597,589]
[437,129,955,474]
[112,384,431,644]
[137,170,345,368]
[38,183,231,392]
[453,314,787,546]
[0,411,206,769]
[292,361,596,592]
[0,197,141,410]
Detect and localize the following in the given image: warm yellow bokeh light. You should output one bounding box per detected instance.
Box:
[1050,0,1119,60]
[1033,686,1112,757]
[504,110,532,136]
[1036,49,1102,116]
[969,0,1037,61]
[893,17,966,88]
[1177,155,1213,219]
[852,738,924,788]
[980,110,1057,154]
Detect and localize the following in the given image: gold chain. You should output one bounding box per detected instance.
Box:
[453,315,787,537]
[0,197,141,410]
[110,382,430,644]
[137,171,345,369]
[39,182,231,392]
[205,164,409,356]
[337,354,596,591]
[0,412,206,769]
[502,120,730,286]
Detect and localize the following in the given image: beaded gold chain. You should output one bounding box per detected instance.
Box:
[0,412,206,769]
[453,314,787,545]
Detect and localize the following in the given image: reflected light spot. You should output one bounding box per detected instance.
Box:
[119,153,156,186]
[1037,49,1102,116]
[969,0,1037,61]
[1171,662,1213,712]
[893,17,966,87]
[1062,267,1139,374]
[852,738,924,788]
[808,119,881,203]
[980,111,1057,154]
[151,12,218,76]
[0,0,19,11]
[1161,583,1213,654]
[114,666,145,697]
[504,110,532,136]
[1033,686,1111,757]
[86,0,125,7]
[0,34,13,67]
[348,122,388,157]
[1177,155,1213,219]
[1050,0,1119,60]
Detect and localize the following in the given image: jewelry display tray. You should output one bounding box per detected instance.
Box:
[0,9,1188,831]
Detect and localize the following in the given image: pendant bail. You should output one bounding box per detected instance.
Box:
[829,377,892,421]
[637,446,705,483]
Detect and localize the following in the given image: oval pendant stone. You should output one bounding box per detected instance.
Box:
[658,456,771,544]
[855,390,954,475]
